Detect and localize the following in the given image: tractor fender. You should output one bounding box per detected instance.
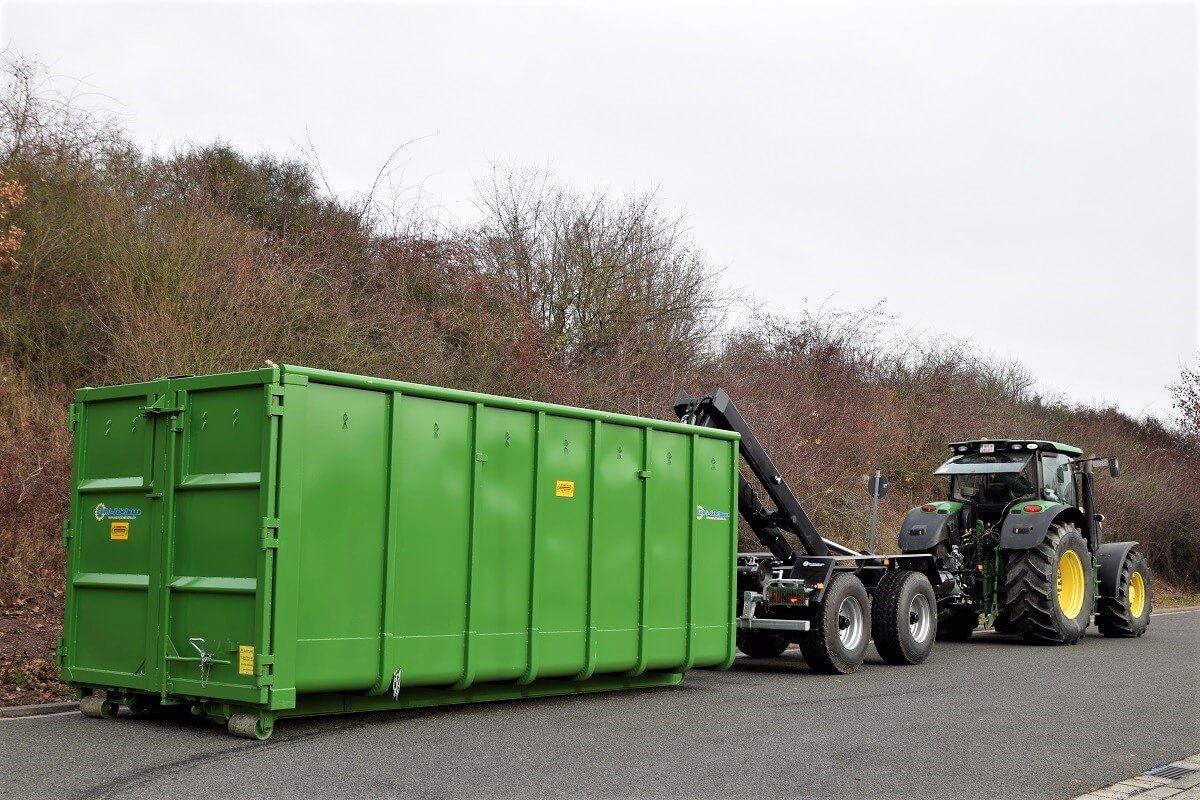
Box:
[999,504,1084,550]
[1096,541,1140,599]
[898,506,958,552]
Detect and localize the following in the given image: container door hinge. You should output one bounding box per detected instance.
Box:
[638,470,652,479]
[255,654,275,687]
[266,387,285,417]
[54,636,65,666]
[61,519,72,548]
[260,517,281,549]
[475,453,488,463]
[67,403,80,432]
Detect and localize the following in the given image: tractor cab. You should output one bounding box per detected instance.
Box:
[934,439,1084,529]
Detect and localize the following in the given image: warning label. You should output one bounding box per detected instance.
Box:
[555,480,575,498]
[109,521,129,540]
[238,645,255,676]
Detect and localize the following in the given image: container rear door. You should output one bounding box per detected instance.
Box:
[161,376,277,705]
[65,380,171,691]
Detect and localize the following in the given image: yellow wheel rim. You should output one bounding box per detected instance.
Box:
[1129,570,1146,618]
[1056,549,1085,619]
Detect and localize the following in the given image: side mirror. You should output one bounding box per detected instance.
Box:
[1108,458,1121,478]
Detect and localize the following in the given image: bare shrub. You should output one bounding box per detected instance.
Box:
[469,169,722,385]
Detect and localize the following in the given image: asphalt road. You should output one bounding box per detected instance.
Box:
[2,610,1197,800]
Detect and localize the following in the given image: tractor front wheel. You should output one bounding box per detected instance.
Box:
[1097,548,1151,637]
[1004,522,1094,644]
[798,573,871,674]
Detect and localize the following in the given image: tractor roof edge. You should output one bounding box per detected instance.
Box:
[946,439,1084,456]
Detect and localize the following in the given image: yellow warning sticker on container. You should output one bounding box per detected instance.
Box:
[555,480,575,498]
[109,521,129,541]
[238,645,255,676]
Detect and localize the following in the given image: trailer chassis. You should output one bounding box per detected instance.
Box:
[676,389,942,672]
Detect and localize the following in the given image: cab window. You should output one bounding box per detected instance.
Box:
[1040,453,1077,506]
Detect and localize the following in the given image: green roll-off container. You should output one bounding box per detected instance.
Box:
[59,365,739,738]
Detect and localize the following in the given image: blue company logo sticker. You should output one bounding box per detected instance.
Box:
[695,505,731,522]
[94,503,143,522]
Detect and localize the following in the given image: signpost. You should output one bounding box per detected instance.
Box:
[867,469,889,552]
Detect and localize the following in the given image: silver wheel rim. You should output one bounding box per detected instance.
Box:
[837,596,865,650]
[909,593,933,643]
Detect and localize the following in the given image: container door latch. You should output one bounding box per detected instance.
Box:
[191,638,213,689]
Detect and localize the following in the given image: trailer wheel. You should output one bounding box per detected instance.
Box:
[797,573,871,674]
[1097,548,1151,637]
[871,571,936,665]
[736,629,790,658]
[937,606,979,641]
[1003,521,1094,644]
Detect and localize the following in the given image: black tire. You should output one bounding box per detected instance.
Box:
[938,606,979,640]
[797,573,871,674]
[736,629,790,658]
[1004,521,1094,644]
[1097,549,1151,637]
[871,571,937,665]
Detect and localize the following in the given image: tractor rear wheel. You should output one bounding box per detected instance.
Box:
[797,573,871,674]
[1097,548,1151,637]
[871,570,936,664]
[937,606,979,641]
[1004,521,1094,644]
[736,629,790,658]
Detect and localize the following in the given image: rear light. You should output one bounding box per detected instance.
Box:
[1023,504,1042,513]
[921,504,936,512]
[765,584,806,606]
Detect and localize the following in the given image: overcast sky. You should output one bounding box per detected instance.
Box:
[3,1,1196,420]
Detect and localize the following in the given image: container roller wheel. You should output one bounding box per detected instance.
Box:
[228,713,273,740]
[79,695,118,719]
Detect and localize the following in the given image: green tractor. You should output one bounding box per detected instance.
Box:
[897,439,1151,644]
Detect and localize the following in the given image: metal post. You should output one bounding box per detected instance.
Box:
[869,469,882,552]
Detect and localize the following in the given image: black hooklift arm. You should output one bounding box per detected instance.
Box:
[675,388,830,559]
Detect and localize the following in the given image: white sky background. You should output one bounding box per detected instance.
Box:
[2,1,1196,421]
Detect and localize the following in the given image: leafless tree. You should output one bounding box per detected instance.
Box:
[469,168,722,372]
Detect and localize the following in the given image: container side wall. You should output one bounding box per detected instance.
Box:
[590,424,645,674]
[389,396,473,687]
[690,436,738,665]
[293,382,389,692]
[470,406,536,683]
[643,430,693,671]
[530,415,592,678]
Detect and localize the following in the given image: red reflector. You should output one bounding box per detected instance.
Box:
[789,596,799,604]
[1023,504,1041,513]
[921,504,936,512]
